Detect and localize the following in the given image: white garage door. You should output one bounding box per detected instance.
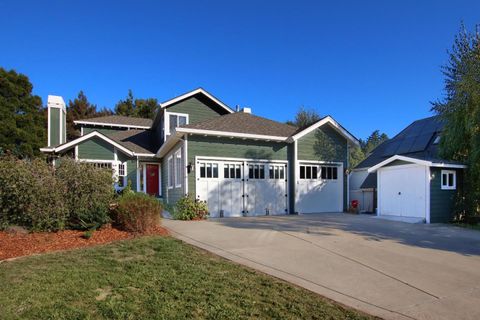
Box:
[378,165,427,219]
[296,162,343,213]
[196,159,288,217]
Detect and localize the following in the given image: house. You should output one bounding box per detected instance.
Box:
[40,88,359,217]
[349,115,466,223]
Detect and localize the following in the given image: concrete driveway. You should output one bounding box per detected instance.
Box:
[163,213,480,320]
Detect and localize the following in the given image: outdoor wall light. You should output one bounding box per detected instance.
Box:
[187,162,194,174]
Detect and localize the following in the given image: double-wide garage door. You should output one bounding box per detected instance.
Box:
[196,159,288,218]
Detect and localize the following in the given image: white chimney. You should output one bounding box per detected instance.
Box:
[47,95,67,146]
[241,107,251,114]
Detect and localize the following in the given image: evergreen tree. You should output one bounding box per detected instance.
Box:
[134,98,159,119]
[66,91,112,140]
[0,67,46,158]
[432,23,480,217]
[286,106,321,129]
[115,89,135,116]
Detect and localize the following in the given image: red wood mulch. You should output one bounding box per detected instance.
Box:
[0,225,169,261]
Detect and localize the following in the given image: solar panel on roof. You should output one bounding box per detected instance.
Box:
[382,140,401,157]
[396,137,416,154]
[408,133,433,153]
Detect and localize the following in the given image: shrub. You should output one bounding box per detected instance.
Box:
[56,158,114,230]
[82,230,94,239]
[173,195,209,220]
[0,156,66,231]
[114,192,162,233]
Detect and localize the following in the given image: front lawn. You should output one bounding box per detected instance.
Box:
[0,236,373,320]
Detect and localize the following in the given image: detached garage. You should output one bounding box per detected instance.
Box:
[368,155,465,223]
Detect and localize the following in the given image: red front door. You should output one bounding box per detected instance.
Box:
[146,164,159,196]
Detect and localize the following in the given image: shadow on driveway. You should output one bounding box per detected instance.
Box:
[214,213,480,256]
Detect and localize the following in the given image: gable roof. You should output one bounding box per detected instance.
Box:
[176,112,298,141]
[160,88,234,114]
[356,115,460,169]
[40,130,159,157]
[287,116,360,146]
[74,115,153,129]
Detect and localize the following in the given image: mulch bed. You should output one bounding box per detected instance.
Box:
[0,225,169,261]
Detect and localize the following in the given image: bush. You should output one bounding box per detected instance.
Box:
[0,156,66,231]
[114,192,162,233]
[173,195,209,220]
[56,158,114,230]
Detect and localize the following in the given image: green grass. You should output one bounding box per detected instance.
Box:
[0,236,373,320]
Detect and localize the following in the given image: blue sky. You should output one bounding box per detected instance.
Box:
[1,1,479,139]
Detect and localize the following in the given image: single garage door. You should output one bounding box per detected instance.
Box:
[296,162,343,213]
[196,159,288,217]
[378,165,427,219]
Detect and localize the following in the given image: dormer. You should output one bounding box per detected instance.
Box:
[151,88,233,143]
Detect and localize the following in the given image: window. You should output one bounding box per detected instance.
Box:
[224,164,242,179]
[175,150,182,188]
[89,162,112,170]
[116,162,127,188]
[441,170,456,190]
[168,156,174,188]
[248,164,265,179]
[299,165,318,179]
[433,135,441,145]
[199,162,219,178]
[167,112,188,136]
[269,165,285,180]
[320,166,338,180]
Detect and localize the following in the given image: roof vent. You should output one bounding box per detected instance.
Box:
[241,107,251,114]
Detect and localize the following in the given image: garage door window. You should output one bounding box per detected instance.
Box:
[441,170,456,190]
[299,165,318,179]
[320,166,338,180]
[199,162,219,179]
[224,164,242,179]
[249,164,265,179]
[269,165,285,179]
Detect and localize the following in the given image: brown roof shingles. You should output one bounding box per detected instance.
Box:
[106,130,158,154]
[181,112,298,137]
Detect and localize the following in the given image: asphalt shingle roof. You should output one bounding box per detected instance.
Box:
[181,112,298,137]
[78,115,153,128]
[106,129,159,154]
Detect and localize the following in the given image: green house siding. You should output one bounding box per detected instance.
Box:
[187,135,289,200]
[82,126,127,136]
[430,168,463,223]
[77,137,115,160]
[117,152,138,191]
[49,108,60,146]
[167,96,229,124]
[288,143,296,213]
[296,125,348,210]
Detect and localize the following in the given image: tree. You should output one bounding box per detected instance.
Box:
[115,90,159,119]
[115,90,135,116]
[0,67,46,158]
[66,91,112,140]
[286,106,321,129]
[432,23,480,217]
[363,130,388,155]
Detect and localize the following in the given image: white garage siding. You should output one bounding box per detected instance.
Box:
[295,161,344,213]
[195,157,288,217]
[377,164,430,222]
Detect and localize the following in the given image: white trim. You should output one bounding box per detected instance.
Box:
[175,127,288,141]
[368,155,466,173]
[174,149,182,188]
[184,137,188,195]
[441,169,457,190]
[288,116,360,146]
[134,153,156,157]
[47,106,51,146]
[46,131,134,156]
[74,146,78,160]
[78,159,114,164]
[426,166,431,223]
[160,88,234,114]
[80,126,84,136]
[73,120,150,129]
[293,140,298,214]
[196,155,288,163]
[167,155,174,189]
